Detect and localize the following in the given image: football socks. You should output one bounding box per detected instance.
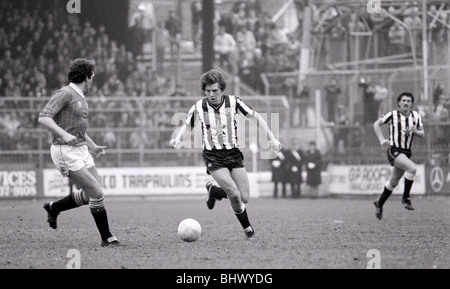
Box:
[89,198,113,241]
[50,190,87,214]
[378,186,393,207]
[235,207,252,230]
[403,178,414,200]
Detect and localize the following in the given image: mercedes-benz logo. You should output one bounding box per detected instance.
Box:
[430,166,444,193]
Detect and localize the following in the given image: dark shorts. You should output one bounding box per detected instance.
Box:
[202,148,245,175]
[387,146,412,166]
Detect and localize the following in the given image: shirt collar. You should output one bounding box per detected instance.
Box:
[69,83,85,99]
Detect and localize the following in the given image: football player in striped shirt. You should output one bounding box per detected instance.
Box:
[38,59,120,247]
[170,69,281,239]
[372,92,424,220]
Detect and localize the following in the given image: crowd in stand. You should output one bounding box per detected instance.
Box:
[206,0,301,93]
[0,0,180,151]
[0,1,177,99]
[0,0,449,153]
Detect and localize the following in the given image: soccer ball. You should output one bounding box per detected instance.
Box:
[177,218,201,242]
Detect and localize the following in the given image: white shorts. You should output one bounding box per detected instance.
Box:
[51,144,95,177]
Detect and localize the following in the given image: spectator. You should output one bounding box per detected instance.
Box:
[304,141,323,198]
[236,24,257,53]
[388,22,407,55]
[324,79,341,122]
[102,127,117,148]
[333,105,350,154]
[295,79,311,127]
[4,78,21,97]
[433,94,450,146]
[230,5,246,35]
[170,84,188,97]
[348,13,366,33]
[433,83,445,110]
[329,20,347,40]
[429,5,447,42]
[155,21,170,75]
[191,1,202,52]
[129,2,156,58]
[214,25,237,72]
[165,9,182,60]
[270,149,288,198]
[285,137,304,198]
[374,83,388,117]
[246,8,260,33]
[349,120,365,163]
[266,22,288,54]
[359,77,377,124]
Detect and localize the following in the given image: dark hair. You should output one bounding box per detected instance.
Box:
[67,58,95,84]
[397,92,414,104]
[200,69,227,92]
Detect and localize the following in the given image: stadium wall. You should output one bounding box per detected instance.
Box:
[2,164,449,200]
[326,164,426,195]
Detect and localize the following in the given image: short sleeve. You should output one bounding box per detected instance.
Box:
[236,96,255,118]
[184,104,197,128]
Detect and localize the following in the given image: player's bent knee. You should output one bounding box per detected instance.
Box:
[406,166,417,178]
[89,191,103,199]
[228,193,241,204]
[241,194,250,203]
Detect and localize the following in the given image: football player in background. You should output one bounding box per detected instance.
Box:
[373,92,424,220]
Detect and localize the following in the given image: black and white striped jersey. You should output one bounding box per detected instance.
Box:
[381,110,423,150]
[185,95,255,151]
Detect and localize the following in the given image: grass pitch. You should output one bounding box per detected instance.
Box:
[0,195,448,269]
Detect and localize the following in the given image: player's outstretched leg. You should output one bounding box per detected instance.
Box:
[374,186,393,220]
[43,189,87,229]
[373,200,383,220]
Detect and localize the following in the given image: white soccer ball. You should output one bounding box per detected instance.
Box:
[177,218,201,242]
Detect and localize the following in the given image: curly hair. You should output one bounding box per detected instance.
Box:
[397,92,414,104]
[67,58,95,84]
[199,69,227,92]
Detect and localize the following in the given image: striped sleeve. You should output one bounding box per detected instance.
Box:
[39,89,71,118]
[381,111,393,124]
[415,111,423,129]
[235,96,255,117]
[184,104,197,129]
